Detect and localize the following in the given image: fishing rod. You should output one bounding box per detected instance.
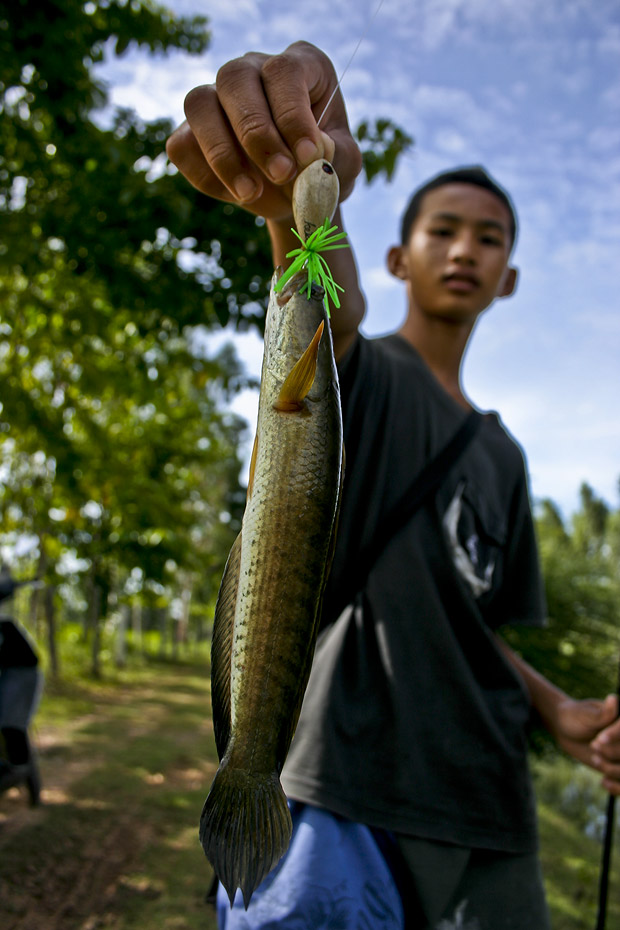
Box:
[595,649,620,930]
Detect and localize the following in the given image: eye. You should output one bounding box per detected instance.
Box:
[480,234,503,247]
[430,227,453,237]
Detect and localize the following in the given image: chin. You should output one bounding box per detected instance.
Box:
[438,306,484,326]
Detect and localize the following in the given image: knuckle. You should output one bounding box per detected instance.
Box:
[235,111,275,149]
[267,99,301,132]
[216,57,253,90]
[289,40,327,62]
[183,84,214,120]
[260,53,293,83]
[206,136,238,172]
[289,40,336,80]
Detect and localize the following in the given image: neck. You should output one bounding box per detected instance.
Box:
[397,313,474,410]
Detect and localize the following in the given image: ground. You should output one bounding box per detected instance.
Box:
[0,659,618,929]
[0,662,218,930]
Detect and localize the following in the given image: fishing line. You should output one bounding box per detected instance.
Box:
[316,0,387,127]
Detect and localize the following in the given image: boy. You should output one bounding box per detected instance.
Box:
[167,41,620,929]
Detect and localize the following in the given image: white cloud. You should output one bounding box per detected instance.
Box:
[434,128,468,156]
[363,265,400,292]
[588,126,620,153]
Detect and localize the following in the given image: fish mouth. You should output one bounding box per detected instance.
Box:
[442,271,481,292]
[275,269,308,305]
[274,270,325,306]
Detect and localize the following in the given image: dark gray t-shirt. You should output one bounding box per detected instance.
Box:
[282,332,546,854]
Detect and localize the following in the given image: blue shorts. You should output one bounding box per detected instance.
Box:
[216,801,404,929]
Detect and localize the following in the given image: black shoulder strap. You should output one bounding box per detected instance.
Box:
[332,409,483,617]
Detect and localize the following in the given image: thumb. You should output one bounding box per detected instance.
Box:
[600,693,619,724]
[589,694,619,744]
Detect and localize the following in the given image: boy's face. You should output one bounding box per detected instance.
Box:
[388,183,517,322]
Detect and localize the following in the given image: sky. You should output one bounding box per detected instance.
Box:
[98,0,620,519]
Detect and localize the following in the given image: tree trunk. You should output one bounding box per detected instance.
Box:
[131,603,143,654]
[90,583,102,679]
[178,585,191,656]
[158,608,167,659]
[115,605,129,668]
[29,545,47,639]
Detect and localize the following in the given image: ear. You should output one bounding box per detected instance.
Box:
[498,265,518,299]
[387,245,409,280]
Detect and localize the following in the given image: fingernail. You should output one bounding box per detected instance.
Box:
[267,153,295,183]
[295,138,319,166]
[233,174,258,202]
[592,753,603,769]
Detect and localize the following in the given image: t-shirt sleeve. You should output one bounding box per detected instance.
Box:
[484,472,547,629]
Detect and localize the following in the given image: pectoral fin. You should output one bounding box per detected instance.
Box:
[274,321,324,413]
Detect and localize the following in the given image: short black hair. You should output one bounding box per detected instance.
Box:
[400,166,518,248]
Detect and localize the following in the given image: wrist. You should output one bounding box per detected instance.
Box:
[544,695,573,744]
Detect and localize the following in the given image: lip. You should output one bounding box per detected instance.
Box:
[442,272,480,293]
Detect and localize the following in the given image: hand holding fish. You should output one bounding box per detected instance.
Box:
[167,41,366,358]
[170,47,355,907]
[166,40,362,221]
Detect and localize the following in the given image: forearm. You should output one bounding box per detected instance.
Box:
[496,637,567,741]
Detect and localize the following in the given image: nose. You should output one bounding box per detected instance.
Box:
[448,230,477,265]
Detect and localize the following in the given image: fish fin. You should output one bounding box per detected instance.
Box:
[274,321,324,413]
[247,433,258,501]
[200,761,292,909]
[211,532,242,760]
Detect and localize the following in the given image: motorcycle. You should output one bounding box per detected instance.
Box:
[0,569,43,806]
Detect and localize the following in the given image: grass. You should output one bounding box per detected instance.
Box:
[534,755,620,928]
[1,658,619,929]
[0,661,219,930]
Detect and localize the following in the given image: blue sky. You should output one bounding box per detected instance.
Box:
[99,0,620,518]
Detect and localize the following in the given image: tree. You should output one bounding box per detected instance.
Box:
[504,484,620,711]
[0,0,252,672]
[1,1,414,675]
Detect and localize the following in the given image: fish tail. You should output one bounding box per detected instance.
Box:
[199,760,292,909]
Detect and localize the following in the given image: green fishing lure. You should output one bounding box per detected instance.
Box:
[274,218,349,317]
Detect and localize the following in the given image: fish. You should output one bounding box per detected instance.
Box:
[199,256,344,908]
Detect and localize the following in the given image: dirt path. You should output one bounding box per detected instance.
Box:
[0,664,218,930]
[1,722,149,930]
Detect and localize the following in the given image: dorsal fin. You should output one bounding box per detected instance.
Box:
[274,321,324,413]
